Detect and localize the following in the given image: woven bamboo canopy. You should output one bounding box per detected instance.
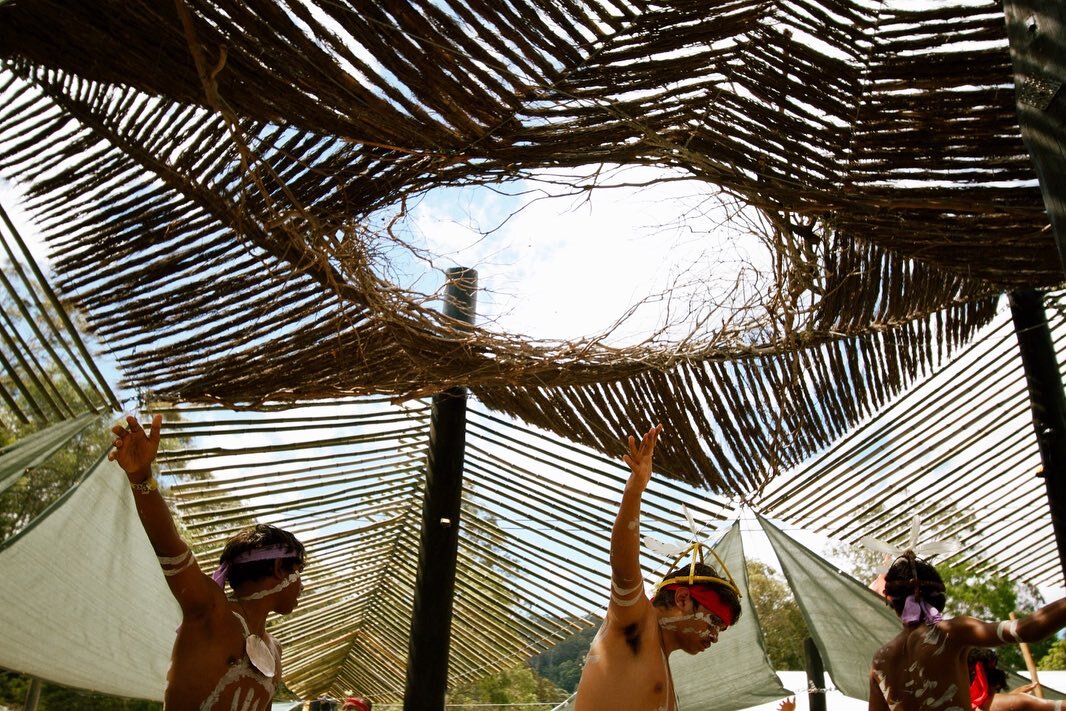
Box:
[1,0,1066,700]
[0,0,1059,492]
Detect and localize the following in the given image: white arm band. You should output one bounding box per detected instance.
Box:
[996,619,1019,643]
[611,578,644,606]
[158,548,197,577]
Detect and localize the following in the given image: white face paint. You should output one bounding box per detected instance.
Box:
[658,613,698,631]
[659,611,720,640]
[239,570,301,600]
[627,519,639,530]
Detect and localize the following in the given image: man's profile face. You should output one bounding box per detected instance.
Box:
[670,589,725,655]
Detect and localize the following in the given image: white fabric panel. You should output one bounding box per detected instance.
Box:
[0,459,180,700]
[759,513,900,700]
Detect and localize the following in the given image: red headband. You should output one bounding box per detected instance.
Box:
[665,585,735,627]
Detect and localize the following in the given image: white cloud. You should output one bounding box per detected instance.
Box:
[390,165,771,345]
[0,178,52,272]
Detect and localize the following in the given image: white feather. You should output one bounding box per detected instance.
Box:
[859,536,898,555]
[644,536,685,558]
[915,539,961,557]
[682,504,699,540]
[907,516,921,550]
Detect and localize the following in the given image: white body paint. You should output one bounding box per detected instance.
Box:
[996,619,1019,643]
[196,612,276,711]
[238,571,299,601]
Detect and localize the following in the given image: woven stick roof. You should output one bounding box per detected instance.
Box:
[0,0,1058,494]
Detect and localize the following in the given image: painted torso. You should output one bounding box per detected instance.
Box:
[872,623,970,711]
[164,609,280,711]
[574,608,675,711]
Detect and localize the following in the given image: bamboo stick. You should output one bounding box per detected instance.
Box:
[1011,612,1044,698]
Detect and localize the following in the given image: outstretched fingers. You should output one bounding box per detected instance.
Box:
[142,413,162,445]
[106,413,163,465]
[636,423,663,457]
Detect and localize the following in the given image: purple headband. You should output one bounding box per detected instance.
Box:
[901,594,942,625]
[211,545,299,588]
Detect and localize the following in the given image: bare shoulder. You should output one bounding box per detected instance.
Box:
[872,629,906,662]
[938,614,999,647]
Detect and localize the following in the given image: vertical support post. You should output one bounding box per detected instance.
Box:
[23,677,42,711]
[1001,1,1066,266]
[403,267,478,711]
[804,637,826,711]
[1008,288,1066,579]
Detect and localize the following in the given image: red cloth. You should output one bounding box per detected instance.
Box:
[342,698,371,711]
[970,661,990,710]
[663,585,735,627]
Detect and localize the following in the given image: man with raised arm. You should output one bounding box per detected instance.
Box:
[109,414,306,711]
[573,423,743,711]
[870,552,1066,711]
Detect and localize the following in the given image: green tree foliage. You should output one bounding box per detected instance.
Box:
[0,671,162,711]
[1039,639,1066,671]
[528,615,600,692]
[446,663,569,710]
[0,411,113,542]
[746,560,809,670]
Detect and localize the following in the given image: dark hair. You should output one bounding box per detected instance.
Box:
[884,551,946,615]
[652,561,742,624]
[219,524,305,589]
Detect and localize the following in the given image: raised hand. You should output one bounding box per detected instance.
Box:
[622,423,663,491]
[107,413,163,481]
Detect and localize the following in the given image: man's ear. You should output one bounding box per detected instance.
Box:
[673,586,691,610]
[273,558,286,579]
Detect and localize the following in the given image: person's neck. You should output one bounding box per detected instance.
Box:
[232,590,275,632]
[656,607,682,655]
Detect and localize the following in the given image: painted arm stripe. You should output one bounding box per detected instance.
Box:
[611,592,642,607]
[157,548,191,566]
[996,619,1019,642]
[611,579,643,596]
[162,554,198,577]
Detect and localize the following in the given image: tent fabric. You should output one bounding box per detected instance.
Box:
[0,412,102,495]
[758,514,1066,702]
[758,512,897,699]
[551,522,791,711]
[0,457,179,700]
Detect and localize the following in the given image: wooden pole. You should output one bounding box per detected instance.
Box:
[1011,612,1044,698]
[1008,289,1066,580]
[403,267,477,711]
[804,637,827,711]
[22,677,41,711]
[1001,1,1066,267]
